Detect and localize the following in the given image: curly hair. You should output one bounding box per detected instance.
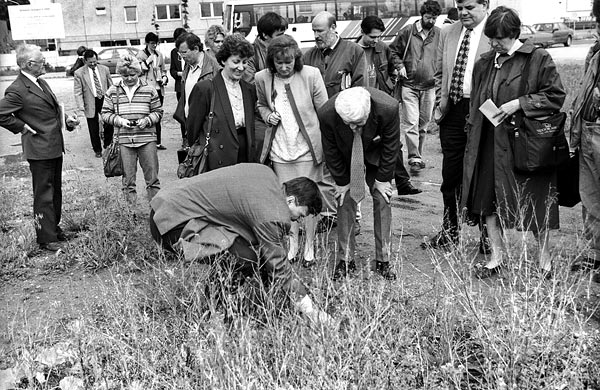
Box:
[116,55,142,75]
[205,25,227,51]
[420,0,442,16]
[266,34,303,74]
[215,33,254,65]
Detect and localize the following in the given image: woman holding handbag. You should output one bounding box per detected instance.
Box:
[185,34,257,171]
[255,34,328,267]
[460,6,566,277]
[101,55,163,204]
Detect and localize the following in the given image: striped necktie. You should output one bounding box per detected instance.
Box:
[349,127,365,203]
[92,68,103,98]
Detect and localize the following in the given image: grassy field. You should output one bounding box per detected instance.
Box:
[0,62,599,390]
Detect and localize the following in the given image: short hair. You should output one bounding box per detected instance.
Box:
[205,25,227,51]
[456,0,488,6]
[76,45,87,56]
[83,49,98,60]
[116,55,142,76]
[266,34,303,74]
[447,7,459,21]
[420,0,442,16]
[173,27,186,40]
[15,44,41,68]
[484,6,521,40]
[335,87,371,124]
[594,0,600,20]
[257,12,288,39]
[215,34,254,65]
[177,32,203,51]
[145,32,159,43]
[283,177,322,216]
[361,16,385,34]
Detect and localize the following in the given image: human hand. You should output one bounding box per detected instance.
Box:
[267,111,281,126]
[398,67,408,79]
[116,117,132,129]
[334,184,350,207]
[21,124,37,135]
[493,99,521,123]
[373,180,393,204]
[137,117,151,129]
[66,114,80,128]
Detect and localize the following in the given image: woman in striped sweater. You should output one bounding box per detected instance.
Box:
[101,55,163,204]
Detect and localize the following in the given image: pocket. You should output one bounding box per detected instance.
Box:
[513,129,568,173]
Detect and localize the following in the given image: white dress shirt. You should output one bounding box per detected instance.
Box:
[454,15,488,99]
[88,66,103,98]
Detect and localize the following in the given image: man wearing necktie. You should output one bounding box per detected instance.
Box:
[428,0,490,250]
[319,87,399,280]
[0,44,79,252]
[74,49,114,158]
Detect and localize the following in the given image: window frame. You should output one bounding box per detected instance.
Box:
[124,6,138,23]
[155,4,182,21]
[199,2,223,19]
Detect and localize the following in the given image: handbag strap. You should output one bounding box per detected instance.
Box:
[402,25,413,62]
[202,83,216,146]
[518,47,537,96]
[112,87,121,142]
[284,82,318,163]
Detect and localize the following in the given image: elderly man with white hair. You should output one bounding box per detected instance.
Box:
[318,87,400,280]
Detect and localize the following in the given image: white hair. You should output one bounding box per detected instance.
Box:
[335,87,371,124]
[15,44,41,69]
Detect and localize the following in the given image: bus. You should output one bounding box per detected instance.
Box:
[223,0,453,49]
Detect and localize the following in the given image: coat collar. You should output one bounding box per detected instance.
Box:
[18,72,56,107]
[480,38,537,60]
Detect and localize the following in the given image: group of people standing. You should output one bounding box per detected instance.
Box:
[1,0,599,325]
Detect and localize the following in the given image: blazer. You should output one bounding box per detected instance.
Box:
[186,72,257,170]
[173,53,221,125]
[319,87,400,186]
[255,66,328,164]
[0,73,69,160]
[434,20,490,122]
[170,47,183,94]
[73,64,113,118]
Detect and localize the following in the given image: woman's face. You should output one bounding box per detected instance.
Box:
[121,68,140,87]
[489,36,516,54]
[274,53,295,78]
[213,34,225,51]
[221,54,249,81]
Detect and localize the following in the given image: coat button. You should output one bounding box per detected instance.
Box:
[219,144,224,149]
[218,160,222,165]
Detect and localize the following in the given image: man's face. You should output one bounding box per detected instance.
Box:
[287,196,309,221]
[362,28,382,47]
[85,55,98,69]
[265,29,285,42]
[178,42,200,66]
[27,51,46,77]
[421,13,438,30]
[343,117,368,131]
[146,41,158,52]
[457,0,488,30]
[312,17,337,50]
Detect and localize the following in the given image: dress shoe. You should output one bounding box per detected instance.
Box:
[40,242,63,252]
[397,182,422,196]
[374,261,397,280]
[408,160,426,170]
[474,263,502,279]
[95,152,102,158]
[316,215,337,233]
[421,230,458,250]
[157,144,167,150]
[333,260,356,280]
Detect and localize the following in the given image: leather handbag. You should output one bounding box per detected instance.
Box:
[177,87,216,178]
[103,89,123,178]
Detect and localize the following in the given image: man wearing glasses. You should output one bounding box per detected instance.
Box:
[0,44,79,252]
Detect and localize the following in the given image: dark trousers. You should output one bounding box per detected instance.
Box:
[337,163,392,267]
[156,90,164,144]
[439,99,469,233]
[176,91,186,140]
[28,157,62,243]
[87,97,114,153]
[394,148,411,187]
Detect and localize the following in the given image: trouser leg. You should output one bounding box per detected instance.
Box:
[137,141,161,200]
[86,116,102,153]
[417,88,435,158]
[120,145,139,203]
[156,90,164,144]
[337,192,357,262]
[318,163,338,217]
[401,87,421,162]
[28,157,62,243]
[366,164,392,266]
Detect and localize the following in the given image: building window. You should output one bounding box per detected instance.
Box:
[199,2,223,18]
[124,6,137,23]
[155,4,181,20]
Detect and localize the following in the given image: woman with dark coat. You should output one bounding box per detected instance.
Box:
[186,34,257,171]
[461,6,566,276]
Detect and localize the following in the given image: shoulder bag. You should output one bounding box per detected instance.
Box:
[103,88,123,178]
[177,87,216,178]
[511,49,569,173]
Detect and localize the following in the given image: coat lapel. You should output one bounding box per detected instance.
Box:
[214,73,237,139]
[20,74,54,107]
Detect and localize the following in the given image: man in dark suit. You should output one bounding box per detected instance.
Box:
[0,44,79,252]
[170,27,187,149]
[73,49,114,158]
[319,87,399,280]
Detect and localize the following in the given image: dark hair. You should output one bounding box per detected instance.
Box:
[447,7,459,21]
[420,0,442,16]
[266,34,303,74]
[594,0,600,20]
[456,0,489,6]
[145,32,159,43]
[177,32,203,51]
[283,177,322,216]
[484,6,521,40]
[76,45,87,56]
[361,15,385,34]
[173,27,186,41]
[83,49,98,60]
[216,34,254,65]
[257,12,288,40]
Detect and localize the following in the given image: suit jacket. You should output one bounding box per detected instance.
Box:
[170,47,183,94]
[73,64,113,118]
[173,53,220,125]
[319,87,400,186]
[0,73,67,160]
[186,72,257,170]
[434,20,490,122]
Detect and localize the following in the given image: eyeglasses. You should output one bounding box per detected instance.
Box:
[28,59,46,65]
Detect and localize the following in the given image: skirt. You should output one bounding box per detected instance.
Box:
[272,160,323,185]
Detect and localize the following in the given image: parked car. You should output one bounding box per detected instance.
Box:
[520,25,554,47]
[97,47,140,74]
[531,22,574,47]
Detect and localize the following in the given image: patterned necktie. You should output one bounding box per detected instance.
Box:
[92,69,103,98]
[349,127,365,203]
[449,29,472,104]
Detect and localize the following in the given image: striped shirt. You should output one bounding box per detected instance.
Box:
[101,80,163,147]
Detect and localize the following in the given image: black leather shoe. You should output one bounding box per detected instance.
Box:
[375,261,397,280]
[40,242,62,252]
[333,260,356,280]
[421,230,458,250]
[474,263,502,279]
[397,182,422,195]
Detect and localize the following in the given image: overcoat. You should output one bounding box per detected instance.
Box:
[460,40,566,231]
